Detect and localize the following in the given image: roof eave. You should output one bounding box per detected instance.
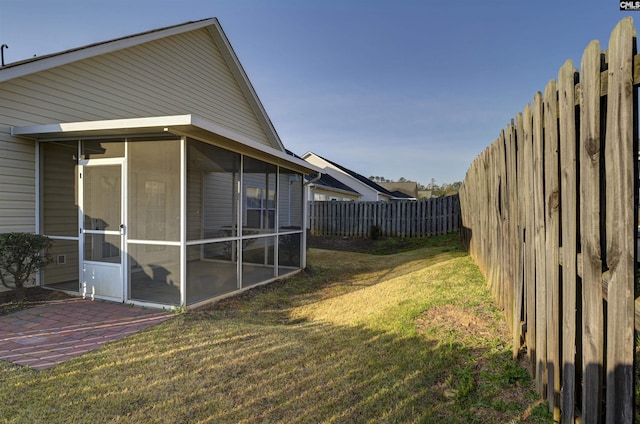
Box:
[0,19,219,83]
[11,114,319,174]
[310,185,362,197]
[205,22,286,152]
[0,17,287,156]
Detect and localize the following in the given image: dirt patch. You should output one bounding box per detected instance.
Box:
[415,304,510,341]
[307,234,374,253]
[0,286,72,316]
[416,304,536,422]
[307,234,446,255]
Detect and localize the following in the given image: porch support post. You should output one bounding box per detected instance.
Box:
[179,136,187,308]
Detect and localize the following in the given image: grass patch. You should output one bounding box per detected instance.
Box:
[0,232,550,423]
[367,234,458,255]
[308,232,461,256]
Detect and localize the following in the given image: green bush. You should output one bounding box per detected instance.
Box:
[0,232,52,301]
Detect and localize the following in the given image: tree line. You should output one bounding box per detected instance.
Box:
[368,176,462,197]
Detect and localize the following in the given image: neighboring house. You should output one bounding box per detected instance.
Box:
[379,181,418,199]
[302,152,397,201]
[305,173,361,201]
[0,18,318,309]
[418,190,434,199]
[388,190,415,200]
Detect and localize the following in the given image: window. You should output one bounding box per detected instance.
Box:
[246,187,275,229]
[243,157,277,235]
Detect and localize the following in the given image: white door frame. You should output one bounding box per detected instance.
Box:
[78,157,127,302]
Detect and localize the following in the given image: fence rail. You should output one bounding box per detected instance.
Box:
[459,17,637,423]
[308,195,459,238]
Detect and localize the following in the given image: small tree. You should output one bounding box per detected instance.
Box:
[0,232,52,301]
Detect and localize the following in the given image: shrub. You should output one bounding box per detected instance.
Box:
[369,225,381,240]
[0,232,52,301]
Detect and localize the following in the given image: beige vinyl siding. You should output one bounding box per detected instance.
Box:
[304,155,383,202]
[43,239,78,285]
[242,172,273,228]
[279,172,303,229]
[203,172,235,237]
[0,134,35,232]
[310,186,360,201]
[187,169,203,242]
[0,25,277,234]
[41,142,78,237]
[186,169,203,262]
[0,29,272,145]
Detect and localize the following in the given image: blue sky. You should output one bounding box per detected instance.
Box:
[0,1,633,185]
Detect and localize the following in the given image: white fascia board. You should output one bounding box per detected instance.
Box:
[11,115,193,137]
[303,153,352,179]
[301,152,331,169]
[11,114,320,174]
[0,19,218,83]
[179,115,318,173]
[311,185,361,198]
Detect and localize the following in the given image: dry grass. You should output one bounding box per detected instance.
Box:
[0,233,551,423]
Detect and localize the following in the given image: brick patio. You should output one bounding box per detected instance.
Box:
[0,297,172,370]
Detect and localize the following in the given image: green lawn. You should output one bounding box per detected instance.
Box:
[0,233,551,423]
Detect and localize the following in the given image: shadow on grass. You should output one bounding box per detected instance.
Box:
[0,234,551,423]
[221,235,469,322]
[1,312,545,423]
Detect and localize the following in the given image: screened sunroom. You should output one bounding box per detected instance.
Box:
[16,115,312,309]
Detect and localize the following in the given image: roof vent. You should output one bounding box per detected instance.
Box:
[1,44,8,66]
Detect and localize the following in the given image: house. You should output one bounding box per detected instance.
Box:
[0,18,318,309]
[305,173,360,201]
[386,190,416,200]
[302,152,397,201]
[378,181,418,199]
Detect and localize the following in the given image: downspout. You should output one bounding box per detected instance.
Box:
[304,172,322,186]
[303,172,322,209]
[301,172,321,268]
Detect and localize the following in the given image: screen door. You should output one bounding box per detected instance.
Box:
[80,159,125,301]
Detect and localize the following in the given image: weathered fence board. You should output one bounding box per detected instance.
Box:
[543,77,562,422]
[532,92,547,398]
[515,112,526,372]
[523,104,536,379]
[559,59,578,424]
[579,39,604,422]
[505,122,519,360]
[459,17,637,423]
[604,18,635,424]
[308,195,460,238]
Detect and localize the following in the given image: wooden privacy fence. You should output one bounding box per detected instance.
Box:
[308,195,459,238]
[459,17,637,423]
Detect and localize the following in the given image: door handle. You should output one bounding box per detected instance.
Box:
[119,224,126,235]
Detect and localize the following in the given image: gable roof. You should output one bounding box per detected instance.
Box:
[0,18,285,152]
[0,20,211,73]
[379,181,418,198]
[305,173,360,195]
[389,190,415,199]
[303,152,397,198]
